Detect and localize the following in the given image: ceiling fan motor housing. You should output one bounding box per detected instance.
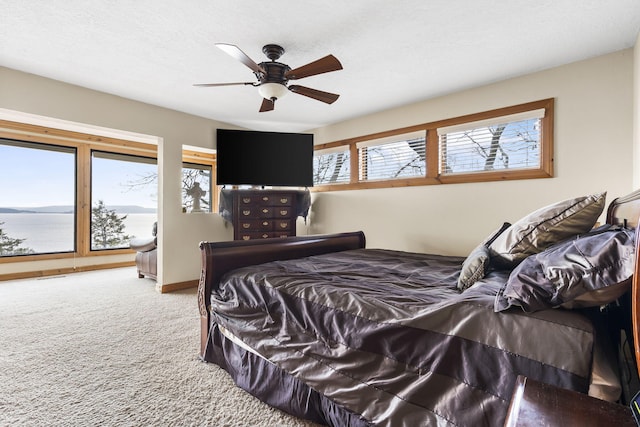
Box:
[256,61,291,85]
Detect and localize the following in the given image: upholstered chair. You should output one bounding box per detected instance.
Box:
[129,222,157,280]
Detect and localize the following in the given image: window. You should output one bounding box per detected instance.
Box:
[312,98,553,191]
[0,139,76,256]
[0,120,159,262]
[182,146,216,213]
[438,109,544,175]
[182,162,212,213]
[313,146,350,185]
[357,131,426,181]
[91,151,157,250]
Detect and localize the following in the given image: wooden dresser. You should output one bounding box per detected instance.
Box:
[231,190,298,240]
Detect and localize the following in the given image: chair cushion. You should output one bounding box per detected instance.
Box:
[130,237,156,252]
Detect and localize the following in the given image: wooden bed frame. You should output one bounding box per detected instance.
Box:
[606,189,640,380]
[198,231,367,357]
[198,188,640,395]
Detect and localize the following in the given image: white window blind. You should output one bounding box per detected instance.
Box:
[313,146,350,185]
[437,109,545,136]
[357,131,426,181]
[438,109,544,175]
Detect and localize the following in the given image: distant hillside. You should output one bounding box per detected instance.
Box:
[0,205,156,214]
[5,206,75,214]
[0,208,36,213]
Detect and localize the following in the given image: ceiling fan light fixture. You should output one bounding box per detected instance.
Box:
[258,82,288,101]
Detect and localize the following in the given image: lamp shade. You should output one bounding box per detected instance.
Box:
[258,83,288,100]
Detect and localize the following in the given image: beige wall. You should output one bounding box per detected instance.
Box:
[308,49,635,256]
[0,67,233,288]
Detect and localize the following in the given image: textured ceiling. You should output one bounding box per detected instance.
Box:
[1,0,639,132]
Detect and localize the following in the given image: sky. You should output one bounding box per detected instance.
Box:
[0,143,158,208]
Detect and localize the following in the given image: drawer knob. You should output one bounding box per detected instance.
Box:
[242,236,250,240]
[242,198,251,203]
[280,198,289,203]
[262,196,269,201]
[279,222,287,229]
[262,234,269,238]
[242,223,251,229]
[262,208,269,214]
[280,210,288,216]
[242,210,251,216]
[262,221,269,226]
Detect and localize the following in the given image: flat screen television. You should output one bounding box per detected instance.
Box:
[216,129,314,187]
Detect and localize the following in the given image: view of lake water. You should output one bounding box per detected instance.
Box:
[0,213,157,253]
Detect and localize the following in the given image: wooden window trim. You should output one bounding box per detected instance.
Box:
[0,120,157,263]
[182,150,218,213]
[312,98,554,192]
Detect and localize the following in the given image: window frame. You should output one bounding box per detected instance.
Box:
[0,120,158,263]
[312,98,554,192]
[313,145,351,186]
[0,138,78,256]
[356,130,427,182]
[89,149,158,252]
[181,149,217,213]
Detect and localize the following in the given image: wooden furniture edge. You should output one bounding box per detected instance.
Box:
[197,231,366,358]
[504,375,635,426]
[606,188,640,380]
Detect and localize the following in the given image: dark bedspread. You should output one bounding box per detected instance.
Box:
[209,248,601,426]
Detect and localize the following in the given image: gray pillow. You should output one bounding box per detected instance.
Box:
[457,245,491,291]
[494,225,634,313]
[457,222,510,291]
[488,192,606,268]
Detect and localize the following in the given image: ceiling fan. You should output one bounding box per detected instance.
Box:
[194,43,343,112]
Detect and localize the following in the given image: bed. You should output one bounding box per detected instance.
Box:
[198,189,640,426]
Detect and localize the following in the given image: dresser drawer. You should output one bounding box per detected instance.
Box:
[274,220,292,231]
[275,207,292,218]
[255,207,293,218]
[260,193,294,206]
[238,193,294,207]
[238,220,273,231]
[238,208,257,218]
[237,231,290,241]
[257,207,273,218]
[238,232,271,241]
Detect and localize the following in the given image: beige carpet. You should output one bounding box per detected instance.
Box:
[0,267,320,426]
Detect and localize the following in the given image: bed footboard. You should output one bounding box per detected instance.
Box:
[197,231,366,358]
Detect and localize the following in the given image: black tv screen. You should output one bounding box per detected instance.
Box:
[216,129,314,187]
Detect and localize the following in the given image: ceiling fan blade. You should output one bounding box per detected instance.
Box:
[193,82,255,87]
[215,43,266,75]
[284,55,343,80]
[259,98,275,112]
[288,85,340,104]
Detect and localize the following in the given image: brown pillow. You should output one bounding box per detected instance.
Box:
[488,192,606,268]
